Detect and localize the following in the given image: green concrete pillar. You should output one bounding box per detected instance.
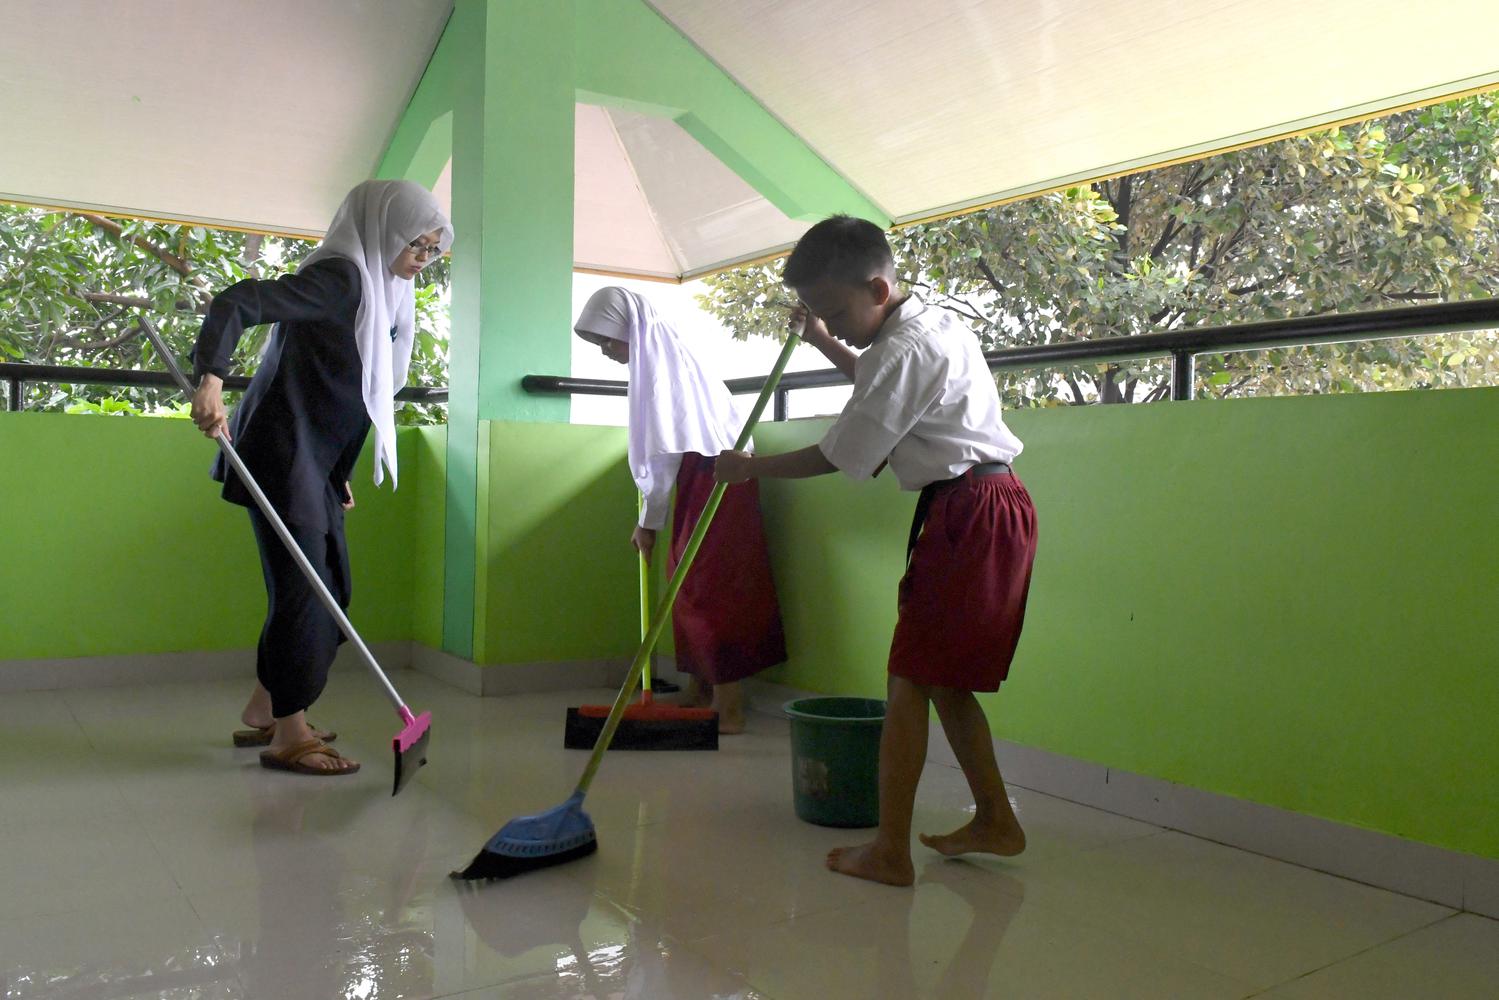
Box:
[445,0,575,658]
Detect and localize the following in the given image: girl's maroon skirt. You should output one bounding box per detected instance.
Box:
[667,452,787,684]
[889,473,1038,691]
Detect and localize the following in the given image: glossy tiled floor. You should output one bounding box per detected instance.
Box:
[2,670,1495,999]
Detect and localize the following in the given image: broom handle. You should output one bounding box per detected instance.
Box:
[136,318,412,719]
[575,325,803,795]
[638,500,653,702]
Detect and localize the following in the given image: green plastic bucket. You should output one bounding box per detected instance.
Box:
[784,697,886,828]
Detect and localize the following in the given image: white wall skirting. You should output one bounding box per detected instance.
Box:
[742,677,1499,921]
[0,641,414,693]
[409,643,633,696]
[0,641,662,698]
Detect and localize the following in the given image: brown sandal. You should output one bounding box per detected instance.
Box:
[259,739,360,776]
[233,724,337,748]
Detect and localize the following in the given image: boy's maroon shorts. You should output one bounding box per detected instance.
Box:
[888,472,1037,691]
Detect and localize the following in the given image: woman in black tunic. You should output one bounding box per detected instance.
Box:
[189,179,452,776]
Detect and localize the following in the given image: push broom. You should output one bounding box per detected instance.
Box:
[138,318,431,796]
[561,505,719,752]
[452,323,802,879]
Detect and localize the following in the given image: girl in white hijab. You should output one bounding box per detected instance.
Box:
[190,179,452,776]
[575,287,786,732]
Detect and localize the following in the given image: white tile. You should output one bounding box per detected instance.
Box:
[1463,852,1499,920]
[687,861,1252,1000]
[1254,913,1499,999]
[913,765,1163,870]
[0,897,238,999]
[1010,830,1454,989]
[0,800,183,921]
[189,851,760,1000]
[1,675,1491,1000]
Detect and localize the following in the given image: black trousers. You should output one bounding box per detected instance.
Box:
[247,506,351,719]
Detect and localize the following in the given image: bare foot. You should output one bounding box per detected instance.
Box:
[713,682,746,735]
[919,816,1026,858]
[825,841,915,886]
[237,716,334,743]
[681,676,713,708]
[241,687,331,741]
[241,683,275,730]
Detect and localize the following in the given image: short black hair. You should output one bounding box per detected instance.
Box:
[782,215,895,289]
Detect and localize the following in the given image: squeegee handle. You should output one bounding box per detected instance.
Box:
[574,325,803,796]
[137,318,409,715]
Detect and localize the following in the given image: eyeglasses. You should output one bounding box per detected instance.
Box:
[405,238,443,261]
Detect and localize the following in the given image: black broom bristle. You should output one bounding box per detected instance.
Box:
[449,838,599,880]
[392,727,431,797]
[563,708,718,751]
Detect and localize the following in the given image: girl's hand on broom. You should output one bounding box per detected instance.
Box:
[714,450,754,483]
[631,525,656,565]
[191,374,230,441]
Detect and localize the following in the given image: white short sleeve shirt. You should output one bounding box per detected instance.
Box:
[818,296,1022,490]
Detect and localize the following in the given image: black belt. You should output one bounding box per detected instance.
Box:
[906,462,1012,565]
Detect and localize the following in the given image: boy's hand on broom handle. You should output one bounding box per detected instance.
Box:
[631,524,657,565]
[191,374,231,441]
[788,303,856,378]
[715,450,755,484]
[789,304,829,345]
[717,445,836,483]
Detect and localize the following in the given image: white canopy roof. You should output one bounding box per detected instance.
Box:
[0,0,450,238]
[3,0,1496,278]
[648,0,1499,223]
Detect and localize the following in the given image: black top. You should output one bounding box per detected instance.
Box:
[191,258,370,532]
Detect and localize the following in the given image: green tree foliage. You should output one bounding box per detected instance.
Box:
[698,94,1499,406]
[0,208,450,422]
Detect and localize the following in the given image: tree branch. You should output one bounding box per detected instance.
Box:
[1064,373,1088,405]
[75,214,193,276]
[974,256,1006,297]
[82,290,205,315]
[1228,270,1289,296]
[82,292,151,308]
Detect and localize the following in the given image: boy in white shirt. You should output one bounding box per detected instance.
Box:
[715,216,1038,886]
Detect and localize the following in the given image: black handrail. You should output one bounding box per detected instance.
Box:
[523,299,1499,409]
[8,299,1495,415]
[1,361,447,410]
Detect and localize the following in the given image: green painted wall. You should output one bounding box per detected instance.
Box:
[0,416,640,670]
[410,425,449,651]
[0,414,419,659]
[478,421,641,664]
[752,387,1499,859]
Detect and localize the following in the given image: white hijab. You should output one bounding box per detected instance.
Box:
[574,287,744,494]
[299,179,453,488]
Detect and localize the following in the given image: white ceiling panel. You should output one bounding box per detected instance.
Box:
[604,107,808,277]
[574,104,680,279]
[649,0,1499,221]
[0,0,451,235]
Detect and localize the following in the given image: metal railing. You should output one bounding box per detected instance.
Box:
[5,300,1495,416]
[522,299,1499,418]
[2,361,447,411]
